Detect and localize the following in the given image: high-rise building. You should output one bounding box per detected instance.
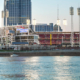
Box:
[4,0,31,26]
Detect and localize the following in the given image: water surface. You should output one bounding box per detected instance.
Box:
[0,56,80,80]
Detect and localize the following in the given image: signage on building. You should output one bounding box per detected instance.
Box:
[17,25,24,29]
[17,29,28,33]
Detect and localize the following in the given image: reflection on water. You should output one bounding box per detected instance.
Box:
[54,56,71,80]
[55,56,70,63]
[0,56,80,80]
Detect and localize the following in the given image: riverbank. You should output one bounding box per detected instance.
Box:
[0,50,80,56]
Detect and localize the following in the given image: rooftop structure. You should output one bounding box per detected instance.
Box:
[53,24,62,32]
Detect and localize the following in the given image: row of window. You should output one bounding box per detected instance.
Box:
[33,26,53,32]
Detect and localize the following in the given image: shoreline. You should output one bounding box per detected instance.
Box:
[0,50,80,56]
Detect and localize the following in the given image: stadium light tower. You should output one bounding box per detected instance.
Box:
[57,19,60,32]
[5,9,9,27]
[2,9,9,45]
[63,19,67,32]
[70,7,74,47]
[33,19,36,32]
[2,9,9,31]
[77,7,80,47]
[26,19,30,35]
[2,11,4,27]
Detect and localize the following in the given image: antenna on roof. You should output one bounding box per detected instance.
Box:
[57,5,60,32]
[57,5,59,20]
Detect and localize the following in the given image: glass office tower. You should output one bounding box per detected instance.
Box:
[4,0,31,26]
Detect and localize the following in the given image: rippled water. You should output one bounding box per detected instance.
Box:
[0,56,80,80]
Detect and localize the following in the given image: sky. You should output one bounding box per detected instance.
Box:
[0,0,80,31]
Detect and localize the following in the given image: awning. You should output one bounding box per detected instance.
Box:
[12,42,28,45]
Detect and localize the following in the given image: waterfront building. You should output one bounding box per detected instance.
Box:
[31,23,63,32]
[31,23,54,32]
[4,0,31,26]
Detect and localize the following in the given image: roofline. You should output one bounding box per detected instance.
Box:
[35,32,80,34]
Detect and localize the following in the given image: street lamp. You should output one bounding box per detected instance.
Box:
[63,19,67,32]
[57,19,60,32]
[77,7,80,47]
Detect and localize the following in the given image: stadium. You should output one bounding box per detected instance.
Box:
[0,23,79,50]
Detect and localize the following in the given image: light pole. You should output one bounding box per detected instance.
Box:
[77,37,78,44]
[57,19,60,32]
[26,19,30,35]
[63,19,67,32]
[49,25,52,49]
[57,19,60,48]
[70,7,74,47]
[26,19,30,47]
[62,36,63,45]
[77,7,80,47]
[42,26,45,46]
[5,9,9,27]
[2,9,9,45]
[33,19,37,50]
[2,11,4,27]
[33,19,36,32]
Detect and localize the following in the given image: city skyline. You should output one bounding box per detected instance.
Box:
[0,0,80,31]
[4,0,31,25]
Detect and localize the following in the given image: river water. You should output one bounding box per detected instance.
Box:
[0,56,80,80]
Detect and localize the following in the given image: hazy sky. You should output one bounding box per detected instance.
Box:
[0,0,80,31]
